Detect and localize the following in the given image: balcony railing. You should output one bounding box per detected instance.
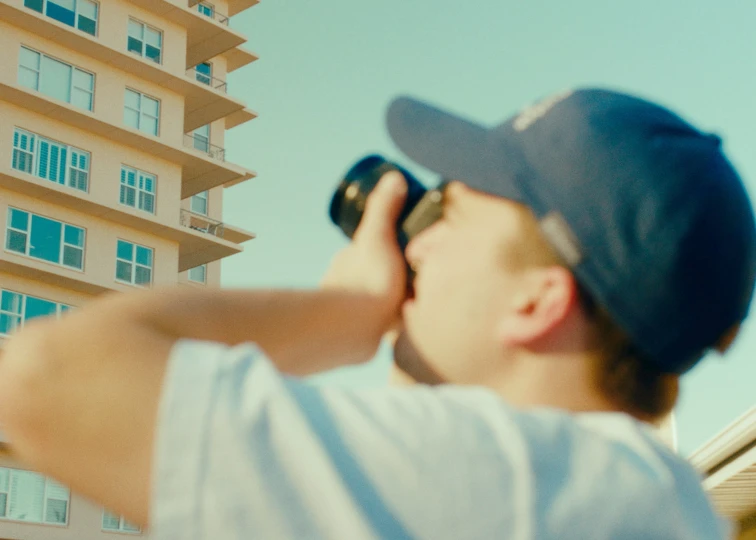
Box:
[180,209,225,239]
[186,68,228,93]
[189,1,230,25]
[184,134,226,161]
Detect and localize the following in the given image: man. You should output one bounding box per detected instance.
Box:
[0,88,753,539]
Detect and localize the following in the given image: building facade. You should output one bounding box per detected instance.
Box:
[0,0,259,536]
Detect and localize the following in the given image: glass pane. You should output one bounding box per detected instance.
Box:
[17,66,40,90]
[135,246,152,266]
[142,96,159,117]
[6,230,28,254]
[69,169,88,191]
[73,69,94,91]
[116,240,133,261]
[8,470,45,523]
[140,192,155,214]
[102,510,120,530]
[123,108,140,129]
[25,296,58,321]
[191,194,208,215]
[63,246,83,269]
[40,56,72,103]
[1,291,22,314]
[141,174,155,193]
[189,265,206,283]
[77,15,97,35]
[127,36,143,56]
[120,185,136,207]
[77,0,98,20]
[0,493,5,517]
[123,520,141,532]
[9,209,29,231]
[24,0,44,13]
[193,135,209,153]
[29,215,63,264]
[72,88,93,111]
[46,480,69,501]
[0,469,7,495]
[116,260,132,282]
[196,62,212,76]
[44,498,67,524]
[142,115,158,136]
[64,225,84,247]
[0,314,22,335]
[46,0,76,27]
[145,27,162,47]
[196,124,210,137]
[12,149,34,174]
[19,47,40,71]
[134,266,151,286]
[127,19,143,39]
[124,89,139,109]
[145,45,161,64]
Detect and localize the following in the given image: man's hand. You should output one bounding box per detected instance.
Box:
[321,171,408,330]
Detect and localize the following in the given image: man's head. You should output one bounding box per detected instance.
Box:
[387,88,756,420]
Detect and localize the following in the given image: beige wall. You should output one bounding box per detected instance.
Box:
[0,188,179,291]
[0,19,186,147]
[0,102,183,225]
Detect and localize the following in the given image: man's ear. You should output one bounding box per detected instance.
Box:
[496,266,578,346]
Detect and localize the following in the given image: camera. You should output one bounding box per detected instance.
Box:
[329,154,444,251]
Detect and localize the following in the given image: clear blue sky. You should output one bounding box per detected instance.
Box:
[220,0,756,456]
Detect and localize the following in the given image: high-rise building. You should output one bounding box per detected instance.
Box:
[0,0,258,536]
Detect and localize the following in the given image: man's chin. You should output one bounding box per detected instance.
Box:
[391,330,445,386]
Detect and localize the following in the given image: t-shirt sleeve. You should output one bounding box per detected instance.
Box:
[148,339,522,540]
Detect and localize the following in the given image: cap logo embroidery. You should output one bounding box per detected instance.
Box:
[513,90,573,132]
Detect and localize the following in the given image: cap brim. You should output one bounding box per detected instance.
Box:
[386,96,524,202]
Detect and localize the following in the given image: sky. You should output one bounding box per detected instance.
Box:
[219,0,756,456]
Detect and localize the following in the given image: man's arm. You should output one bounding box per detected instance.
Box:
[0,171,410,528]
[0,289,391,527]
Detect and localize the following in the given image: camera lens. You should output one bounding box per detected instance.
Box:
[329,154,429,250]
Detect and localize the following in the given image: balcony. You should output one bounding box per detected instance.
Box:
[0,169,255,271]
[189,0,260,17]
[222,46,259,73]
[184,134,226,161]
[0,2,252,132]
[186,67,227,93]
[122,0,247,67]
[0,80,256,197]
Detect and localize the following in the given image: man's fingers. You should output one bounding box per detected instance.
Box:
[356,171,408,242]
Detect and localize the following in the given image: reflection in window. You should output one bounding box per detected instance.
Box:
[5,208,85,270]
[24,0,98,36]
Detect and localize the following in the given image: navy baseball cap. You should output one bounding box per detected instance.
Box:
[386,88,756,374]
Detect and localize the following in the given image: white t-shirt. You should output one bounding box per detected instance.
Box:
[149,339,730,539]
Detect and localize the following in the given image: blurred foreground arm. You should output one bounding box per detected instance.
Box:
[0,172,408,528]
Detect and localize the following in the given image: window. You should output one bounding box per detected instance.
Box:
[0,467,70,525]
[190,190,208,215]
[195,62,212,85]
[0,290,70,336]
[127,19,162,64]
[18,47,95,111]
[188,264,207,283]
[120,166,156,214]
[12,128,90,192]
[193,124,210,153]
[102,510,141,533]
[197,2,214,17]
[24,0,98,36]
[116,240,153,287]
[124,89,160,136]
[6,208,85,270]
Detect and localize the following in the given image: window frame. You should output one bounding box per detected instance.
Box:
[126,17,163,64]
[102,510,142,533]
[23,0,99,37]
[5,207,86,271]
[12,127,91,192]
[124,88,161,136]
[115,239,154,287]
[197,2,215,18]
[190,190,209,215]
[0,289,71,336]
[120,165,157,214]
[188,264,207,284]
[0,466,70,526]
[18,46,95,111]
